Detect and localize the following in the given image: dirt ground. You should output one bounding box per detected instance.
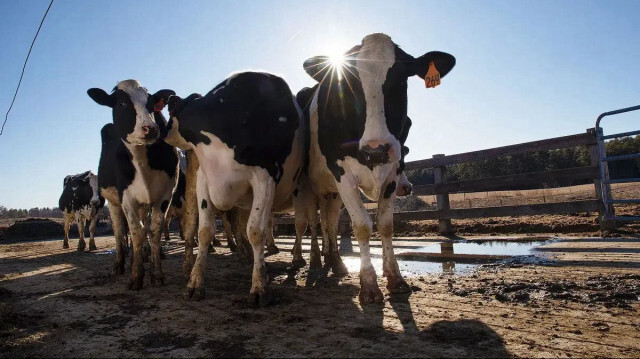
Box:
[1,232,640,358]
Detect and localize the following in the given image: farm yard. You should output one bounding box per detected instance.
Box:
[1,181,640,358]
[2,1,640,358]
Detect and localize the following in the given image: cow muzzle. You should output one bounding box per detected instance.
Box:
[396,182,413,196]
[142,125,159,141]
[357,140,398,167]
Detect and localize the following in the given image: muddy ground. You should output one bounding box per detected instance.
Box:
[1,233,640,358]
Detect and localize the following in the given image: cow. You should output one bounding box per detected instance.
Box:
[290,94,414,272]
[301,33,455,303]
[59,170,105,251]
[165,71,304,306]
[88,80,177,290]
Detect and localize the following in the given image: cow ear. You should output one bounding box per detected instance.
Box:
[151,89,176,111]
[167,95,183,116]
[303,56,331,83]
[87,88,114,108]
[409,51,456,80]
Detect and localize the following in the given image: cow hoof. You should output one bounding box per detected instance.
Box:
[150,274,165,287]
[387,276,411,294]
[292,258,307,269]
[113,264,125,275]
[331,256,349,277]
[359,267,383,304]
[89,243,97,251]
[228,241,238,253]
[127,276,144,290]
[207,244,216,254]
[266,244,280,256]
[183,286,205,300]
[63,242,69,249]
[358,286,384,304]
[77,241,86,252]
[212,238,222,247]
[247,291,272,308]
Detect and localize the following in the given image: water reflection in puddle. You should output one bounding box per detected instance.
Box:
[342,256,478,277]
[343,239,551,276]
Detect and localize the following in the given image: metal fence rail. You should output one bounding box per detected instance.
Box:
[595,105,640,228]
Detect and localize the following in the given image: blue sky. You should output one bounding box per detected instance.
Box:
[0,0,639,209]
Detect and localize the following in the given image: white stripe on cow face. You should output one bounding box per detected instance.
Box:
[89,173,100,206]
[355,33,401,163]
[116,80,158,145]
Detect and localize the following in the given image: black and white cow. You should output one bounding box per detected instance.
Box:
[301,33,455,303]
[292,89,414,272]
[59,170,105,251]
[88,80,177,289]
[165,71,304,306]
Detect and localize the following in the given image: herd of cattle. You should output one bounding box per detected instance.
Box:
[58,33,456,306]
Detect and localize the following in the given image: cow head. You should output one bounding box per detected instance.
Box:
[164,93,204,150]
[88,80,175,146]
[87,172,101,208]
[303,33,455,168]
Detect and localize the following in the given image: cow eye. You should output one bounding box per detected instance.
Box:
[118,102,127,108]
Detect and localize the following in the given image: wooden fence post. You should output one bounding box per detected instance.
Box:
[433,154,452,234]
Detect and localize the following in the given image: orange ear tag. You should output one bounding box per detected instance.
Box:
[424,61,441,88]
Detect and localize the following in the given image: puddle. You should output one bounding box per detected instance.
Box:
[414,240,546,257]
[94,249,116,255]
[343,256,478,277]
[343,239,554,277]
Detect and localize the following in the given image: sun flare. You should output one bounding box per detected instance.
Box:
[328,52,345,80]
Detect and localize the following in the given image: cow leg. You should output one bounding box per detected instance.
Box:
[164,209,173,242]
[62,214,71,249]
[265,214,279,255]
[122,198,145,290]
[235,210,254,264]
[108,203,127,275]
[324,194,348,276]
[148,204,166,286]
[308,208,322,273]
[181,149,199,278]
[88,214,98,251]
[76,214,87,252]
[379,177,411,294]
[336,177,383,304]
[184,170,215,300]
[139,206,151,263]
[247,174,276,308]
[222,211,237,252]
[292,209,307,268]
[319,197,330,258]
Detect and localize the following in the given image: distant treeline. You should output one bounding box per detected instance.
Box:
[406,135,640,188]
[0,205,110,220]
[0,206,63,219]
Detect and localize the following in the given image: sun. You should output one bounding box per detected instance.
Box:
[327,49,346,80]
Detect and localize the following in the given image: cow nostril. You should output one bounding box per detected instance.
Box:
[143,126,158,140]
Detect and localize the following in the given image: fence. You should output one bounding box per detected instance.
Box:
[276,106,639,240]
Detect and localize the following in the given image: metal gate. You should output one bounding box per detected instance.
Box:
[595,104,640,228]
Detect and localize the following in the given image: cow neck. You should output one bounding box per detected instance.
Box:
[122,140,152,171]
